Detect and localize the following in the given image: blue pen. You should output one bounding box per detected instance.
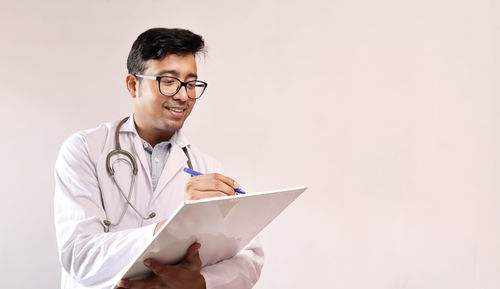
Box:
[183,167,246,194]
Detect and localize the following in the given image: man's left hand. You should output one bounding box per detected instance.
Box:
[117,243,206,289]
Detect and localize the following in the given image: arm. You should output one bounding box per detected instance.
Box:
[54,134,155,288]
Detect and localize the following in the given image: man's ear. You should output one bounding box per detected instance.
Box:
[126,74,138,98]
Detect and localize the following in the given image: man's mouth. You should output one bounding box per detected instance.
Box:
[167,107,186,113]
[164,106,187,118]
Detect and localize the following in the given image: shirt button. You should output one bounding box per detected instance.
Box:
[143,143,148,148]
[154,158,160,163]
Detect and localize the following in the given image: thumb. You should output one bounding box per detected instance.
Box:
[182,242,202,267]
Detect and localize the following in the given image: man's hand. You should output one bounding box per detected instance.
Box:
[117,243,205,289]
[154,220,167,236]
[185,173,240,200]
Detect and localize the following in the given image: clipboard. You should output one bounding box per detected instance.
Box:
[116,186,307,282]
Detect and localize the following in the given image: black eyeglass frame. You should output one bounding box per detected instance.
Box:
[135,74,208,99]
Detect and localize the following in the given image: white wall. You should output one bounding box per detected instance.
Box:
[0,0,499,288]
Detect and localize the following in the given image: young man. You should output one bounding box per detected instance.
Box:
[54,28,264,289]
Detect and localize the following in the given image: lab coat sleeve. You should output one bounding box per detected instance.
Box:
[201,237,264,289]
[54,133,156,288]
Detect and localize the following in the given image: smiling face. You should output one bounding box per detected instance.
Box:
[127,53,198,145]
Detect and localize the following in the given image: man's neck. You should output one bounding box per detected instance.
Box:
[134,120,175,148]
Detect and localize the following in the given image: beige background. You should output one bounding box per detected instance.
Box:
[1,0,499,288]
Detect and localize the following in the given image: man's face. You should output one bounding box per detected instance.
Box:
[132,53,198,136]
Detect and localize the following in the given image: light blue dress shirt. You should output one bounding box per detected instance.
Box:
[140,132,178,191]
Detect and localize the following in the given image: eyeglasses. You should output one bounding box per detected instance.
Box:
[135,74,208,99]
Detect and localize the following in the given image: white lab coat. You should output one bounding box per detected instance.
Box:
[54,115,264,289]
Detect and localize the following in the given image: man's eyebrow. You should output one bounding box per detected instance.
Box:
[156,69,178,76]
[156,70,198,79]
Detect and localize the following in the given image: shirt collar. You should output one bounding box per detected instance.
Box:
[119,113,191,149]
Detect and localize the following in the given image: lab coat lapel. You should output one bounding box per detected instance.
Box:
[130,133,153,193]
[153,144,187,199]
[120,115,153,194]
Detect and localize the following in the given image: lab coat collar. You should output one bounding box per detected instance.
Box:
[120,114,137,133]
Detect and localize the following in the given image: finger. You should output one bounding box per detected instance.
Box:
[184,242,201,262]
[193,173,239,189]
[185,190,228,200]
[144,258,175,283]
[117,276,161,289]
[209,173,240,189]
[181,243,202,268]
[189,178,237,196]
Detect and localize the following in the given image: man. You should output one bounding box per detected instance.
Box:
[54,28,264,289]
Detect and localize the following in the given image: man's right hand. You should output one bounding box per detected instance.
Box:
[184,173,240,200]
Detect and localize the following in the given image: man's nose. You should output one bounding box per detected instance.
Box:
[172,84,189,101]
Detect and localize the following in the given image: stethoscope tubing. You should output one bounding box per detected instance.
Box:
[103,116,192,231]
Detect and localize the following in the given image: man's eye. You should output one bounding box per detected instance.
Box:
[161,80,176,85]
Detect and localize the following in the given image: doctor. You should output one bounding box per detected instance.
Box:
[54,28,264,289]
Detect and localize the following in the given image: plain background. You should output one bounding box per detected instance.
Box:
[1,0,499,288]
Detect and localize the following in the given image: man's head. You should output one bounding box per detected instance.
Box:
[127,28,205,75]
[126,28,205,145]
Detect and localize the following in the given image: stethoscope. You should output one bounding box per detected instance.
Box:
[103,116,193,230]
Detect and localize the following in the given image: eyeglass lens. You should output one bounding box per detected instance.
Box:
[159,77,206,99]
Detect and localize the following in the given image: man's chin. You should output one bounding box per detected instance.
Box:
[160,119,185,133]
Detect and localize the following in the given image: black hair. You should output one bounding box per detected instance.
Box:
[127,28,205,75]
